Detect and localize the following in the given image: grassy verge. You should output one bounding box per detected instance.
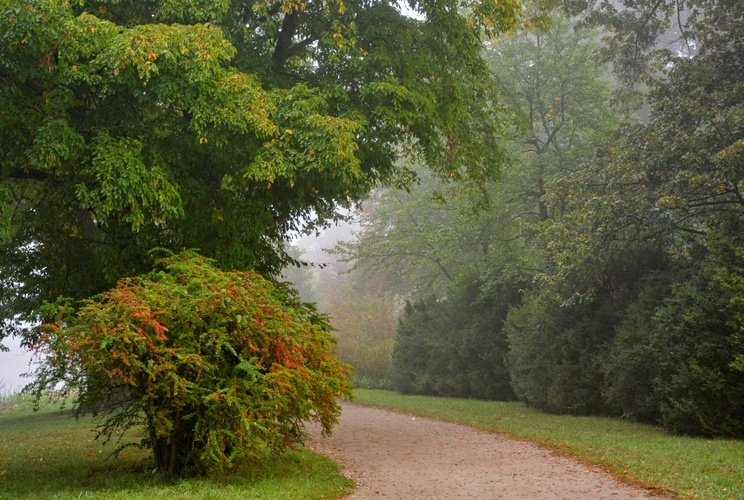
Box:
[354,389,743,500]
[0,397,352,499]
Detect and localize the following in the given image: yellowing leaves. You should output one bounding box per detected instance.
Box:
[474,0,520,37]
[32,251,350,475]
[190,72,278,140]
[279,0,308,13]
[89,22,238,85]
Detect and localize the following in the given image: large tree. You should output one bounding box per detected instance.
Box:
[0,0,519,345]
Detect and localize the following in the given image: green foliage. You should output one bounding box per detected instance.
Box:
[504,251,660,415]
[336,172,503,297]
[606,242,744,437]
[392,280,517,400]
[519,2,744,436]
[29,251,352,476]
[562,0,726,85]
[488,13,617,172]
[339,14,620,299]
[343,11,625,406]
[602,271,678,423]
[0,0,520,346]
[356,4,744,439]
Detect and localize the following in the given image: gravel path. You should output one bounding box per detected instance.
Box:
[307,402,669,499]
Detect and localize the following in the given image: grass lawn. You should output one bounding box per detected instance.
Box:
[0,397,352,499]
[354,389,744,500]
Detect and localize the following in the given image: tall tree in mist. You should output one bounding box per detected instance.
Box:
[340,13,619,298]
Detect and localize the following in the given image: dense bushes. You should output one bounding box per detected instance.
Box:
[602,271,678,423]
[606,253,744,437]
[392,280,516,401]
[506,247,744,436]
[505,250,663,415]
[645,245,744,436]
[389,243,744,438]
[505,293,611,415]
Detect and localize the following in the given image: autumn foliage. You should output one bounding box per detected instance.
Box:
[30,251,351,476]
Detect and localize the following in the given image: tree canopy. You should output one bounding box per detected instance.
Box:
[0,0,520,344]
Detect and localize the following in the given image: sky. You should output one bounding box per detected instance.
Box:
[0,335,34,394]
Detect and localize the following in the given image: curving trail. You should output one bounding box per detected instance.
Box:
[307,402,669,499]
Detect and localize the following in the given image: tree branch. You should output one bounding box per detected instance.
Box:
[272,11,300,72]
[5,168,51,182]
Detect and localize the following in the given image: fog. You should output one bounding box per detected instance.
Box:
[0,335,33,393]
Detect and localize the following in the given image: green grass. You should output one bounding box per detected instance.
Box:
[354,389,744,500]
[0,397,352,499]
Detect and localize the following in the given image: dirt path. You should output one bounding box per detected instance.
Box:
[307,402,669,499]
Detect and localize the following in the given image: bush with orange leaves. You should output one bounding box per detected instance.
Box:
[29,250,352,476]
